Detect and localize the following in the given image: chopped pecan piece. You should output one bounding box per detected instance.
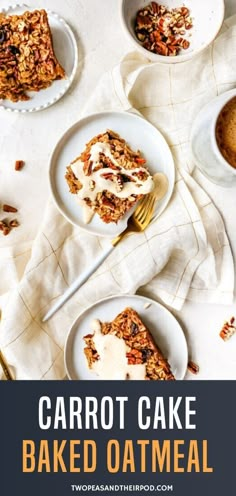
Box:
[0,220,7,231]
[220,317,236,341]
[101,197,115,209]
[2,226,10,236]
[9,219,20,228]
[151,2,160,15]
[83,160,93,176]
[2,204,18,213]
[0,220,11,235]
[89,180,96,191]
[15,160,25,171]
[179,7,190,17]
[187,361,199,375]
[101,172,115,181]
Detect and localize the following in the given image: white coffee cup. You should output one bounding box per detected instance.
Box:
[191,88,236,186]
[211,92,236,177]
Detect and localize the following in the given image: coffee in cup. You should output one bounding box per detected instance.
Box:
[215,96,236,169]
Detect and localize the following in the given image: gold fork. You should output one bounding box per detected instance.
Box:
[112,194,157,246]
[42,174,168,322]
[0,350,14,380]
[112,173,169,246]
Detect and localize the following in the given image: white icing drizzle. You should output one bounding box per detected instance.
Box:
[91,319,102,333]
[70,142,153,223]
[75,197,95,223]
[90,318,146,380]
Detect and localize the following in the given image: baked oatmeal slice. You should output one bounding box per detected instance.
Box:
[83,307,175,380]
[65,130,153,224]
[0,9,65,102]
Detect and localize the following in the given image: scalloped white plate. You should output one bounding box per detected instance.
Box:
[49,110,175,238]
[65,294,188,380]
[0,3,78,113]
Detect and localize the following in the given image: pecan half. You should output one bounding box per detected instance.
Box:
[151,2,160,15]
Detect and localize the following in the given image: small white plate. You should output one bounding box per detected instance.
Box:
[191,89,236,187]
[49,110,175,238]
[0,3,78,113]
[65,294,188,380]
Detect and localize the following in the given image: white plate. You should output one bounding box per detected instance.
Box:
[49,110,175,238]
[0,3,78,113]
[65,294,188,380]
[191,89,236,187]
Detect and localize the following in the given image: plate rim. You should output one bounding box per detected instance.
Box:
[0,3,78,113]
[49,109,175,238]
[64,293,188,381]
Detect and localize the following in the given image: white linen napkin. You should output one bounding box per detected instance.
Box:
[0,17,235,380]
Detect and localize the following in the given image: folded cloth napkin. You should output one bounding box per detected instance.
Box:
[0,17,235,380]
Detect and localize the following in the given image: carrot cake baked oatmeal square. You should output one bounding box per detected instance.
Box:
[65,130,154,224]
[0,9,65,102]
[83,307,175,380]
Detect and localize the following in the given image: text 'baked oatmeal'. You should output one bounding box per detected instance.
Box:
[65,130,154,224]
[83,307,175,380]
[0,9,65,102]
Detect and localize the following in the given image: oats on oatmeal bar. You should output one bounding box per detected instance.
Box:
[0,9,65,102]
[83,307,175,380]
[65,130,153,224]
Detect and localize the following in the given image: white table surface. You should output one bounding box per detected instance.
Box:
[0,0,235,380]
